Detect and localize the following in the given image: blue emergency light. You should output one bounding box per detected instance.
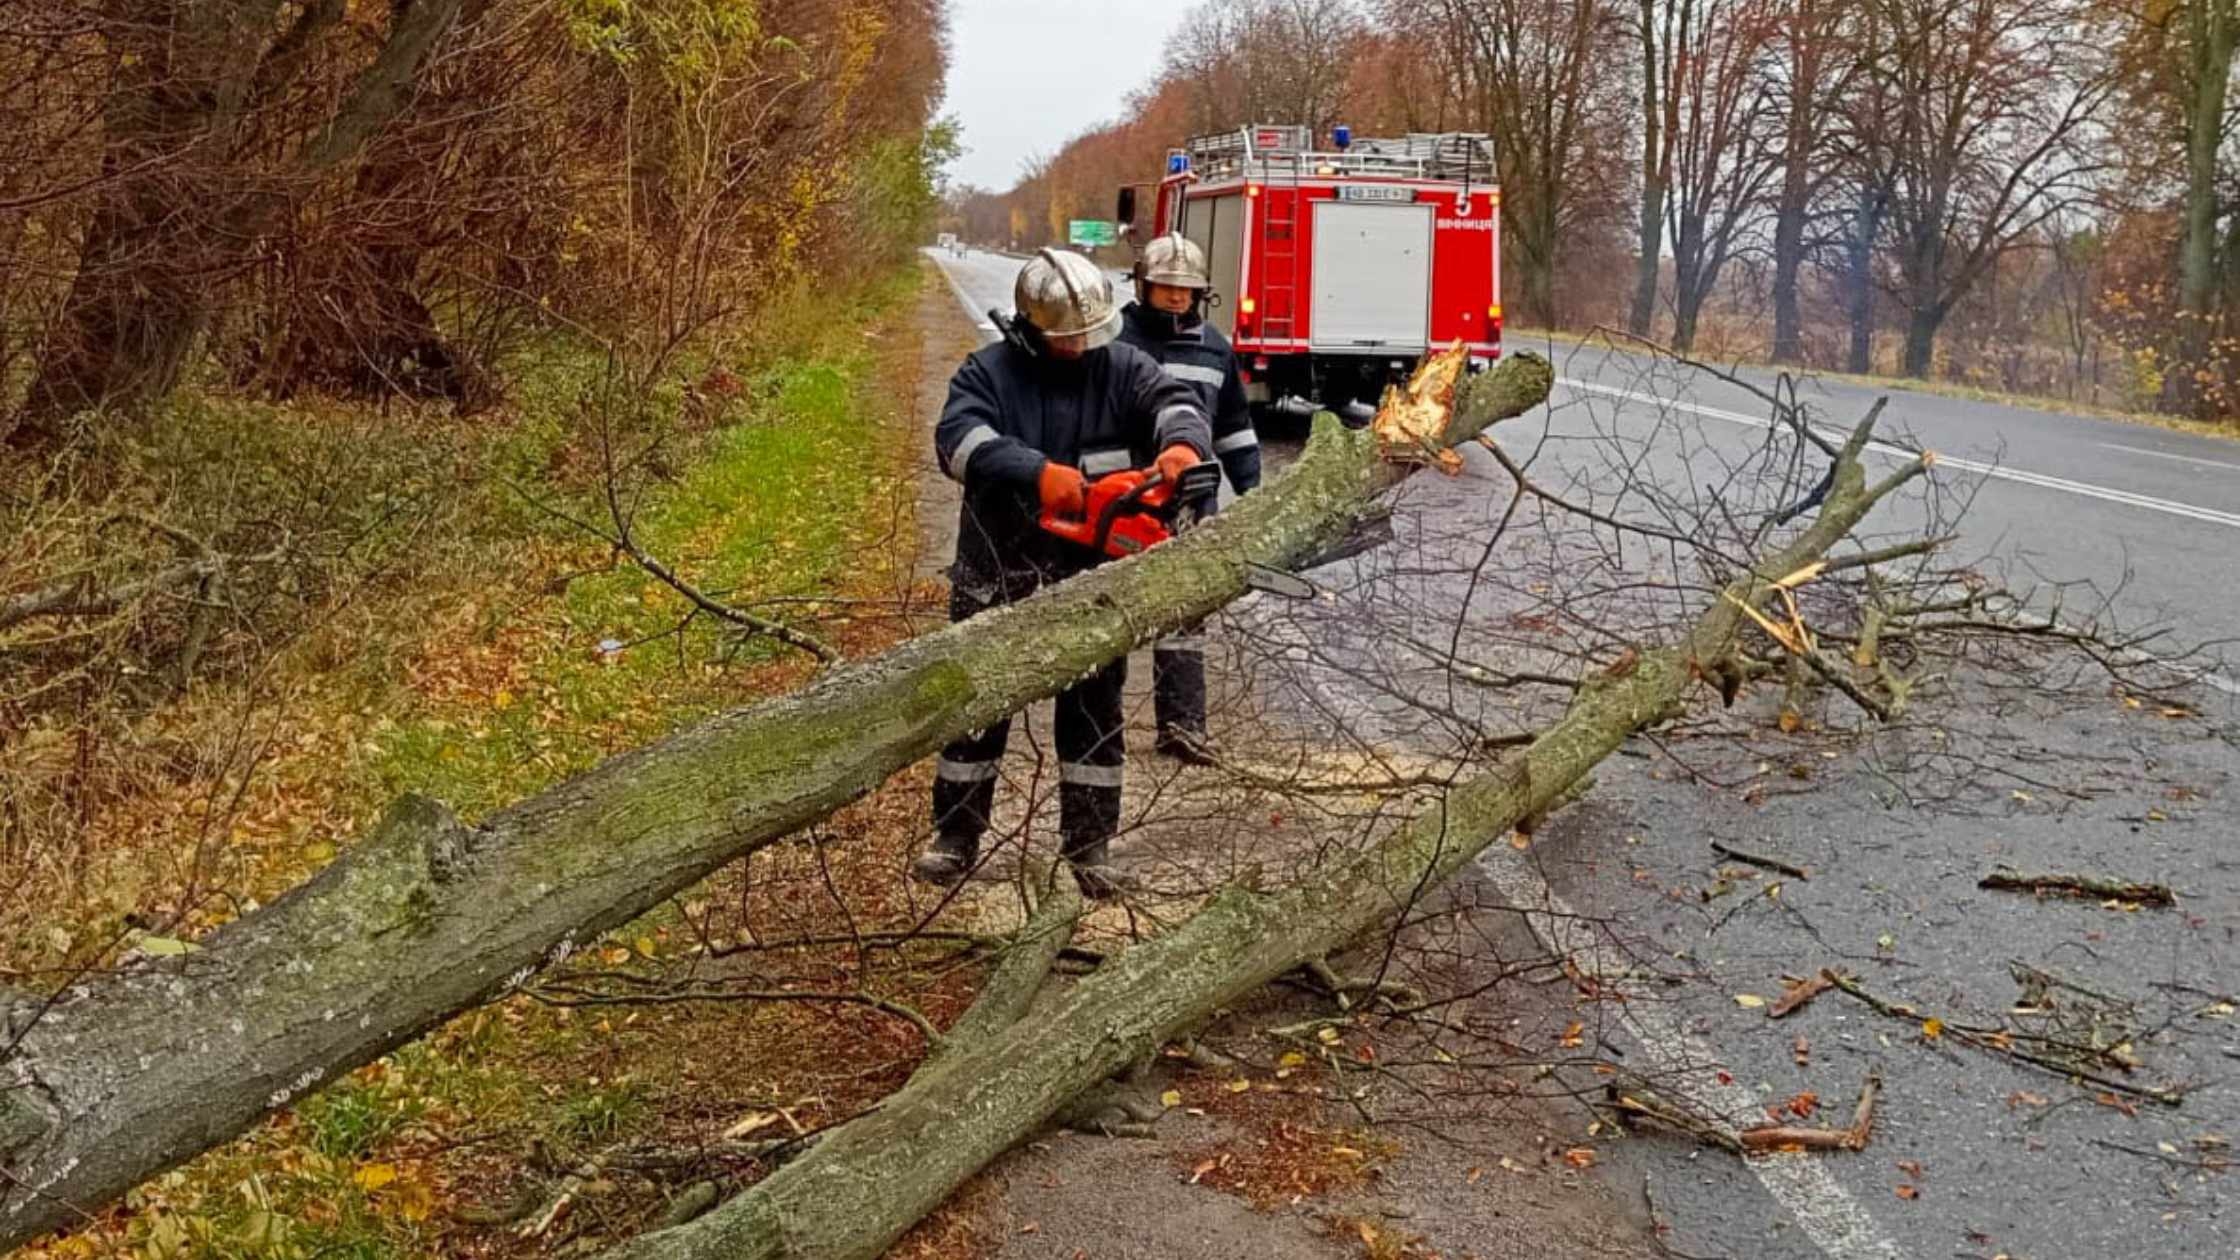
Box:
[1332,125,1352,150]
[1168,153,1189,175]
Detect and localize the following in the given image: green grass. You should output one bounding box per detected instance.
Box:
[554,1077,650,1143]
[366,293,900,817]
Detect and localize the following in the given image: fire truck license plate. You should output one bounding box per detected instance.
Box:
[1337,185,1416,203]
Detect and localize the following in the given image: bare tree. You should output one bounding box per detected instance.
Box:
[1867,0,2112,378]
[10,0,480,443]
[1665,0,1784,352]
[1628,0,1686,338]
[1415,0,1631,326]
[1767,0,1862,362]
[1164,0,1366,137]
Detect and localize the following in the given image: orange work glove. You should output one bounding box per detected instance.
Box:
[1037,461,1088,516]
[1154,443,1204,485]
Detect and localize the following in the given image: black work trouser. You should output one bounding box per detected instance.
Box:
[1152,625,1207,735]
[930,577,1126,854]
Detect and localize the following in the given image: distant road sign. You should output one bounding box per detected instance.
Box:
[1068,220,1118,247]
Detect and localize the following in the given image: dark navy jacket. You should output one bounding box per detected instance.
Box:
[935,337,1211,588]
[1115,302,1260,494]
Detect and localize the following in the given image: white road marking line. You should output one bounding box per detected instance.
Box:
[2096,442,2240,473]
[928,249,1002,340]
[1558,378,2240,531]
[1470,855,1911,1260]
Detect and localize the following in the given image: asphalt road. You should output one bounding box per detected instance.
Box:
[927,246,2240,1260]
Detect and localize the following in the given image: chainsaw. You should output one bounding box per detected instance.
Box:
[1039,459,1223,559]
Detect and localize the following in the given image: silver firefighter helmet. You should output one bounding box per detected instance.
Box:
[1135,232,1209,290]
[1014,248,1121,353]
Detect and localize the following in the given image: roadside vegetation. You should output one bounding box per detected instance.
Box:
[3,1,964,1252]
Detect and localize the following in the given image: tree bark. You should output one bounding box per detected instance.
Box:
[2170,0,2237,416]
[0,354,1557,1250]
[1628,0,1670,339]
[1844,187,1882,374]
[1901,300,1943,379]
[595,388,1929,1260]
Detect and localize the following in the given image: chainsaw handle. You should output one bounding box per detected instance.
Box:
[1090,470,1162,553]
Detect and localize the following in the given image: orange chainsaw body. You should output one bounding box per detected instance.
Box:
[1039,462,1220,559]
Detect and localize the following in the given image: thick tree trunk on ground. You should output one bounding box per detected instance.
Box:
[0,354,1556,1249]
[597,396,1927,1260]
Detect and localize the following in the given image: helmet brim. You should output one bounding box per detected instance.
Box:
[1043,307,1122,354]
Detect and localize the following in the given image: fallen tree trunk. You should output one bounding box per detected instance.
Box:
[0,351,1553,1246]
[595,397,1929,1260]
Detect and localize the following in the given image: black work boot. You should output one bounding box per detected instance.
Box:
[910,832,978,887]
[1062,835,1128,901]
[1154,725,1219,767]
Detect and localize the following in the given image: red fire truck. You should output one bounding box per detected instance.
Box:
[1117,123,1501,421]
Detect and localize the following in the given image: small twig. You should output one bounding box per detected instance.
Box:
[527,982,941,1049]
[2090,1138,2230,1171]
[1825,972,2184,1107]
[1710,839,1809,880]
[1980,869,2174,907]
[1739,1069,1878,1152]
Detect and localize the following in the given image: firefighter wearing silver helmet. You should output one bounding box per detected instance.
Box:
[920,248,1214,898]
[1118,233,1260,765]
[1015,246,1123,355]
[1134,232,1211,299]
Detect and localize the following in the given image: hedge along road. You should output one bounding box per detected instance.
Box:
[928,245,2239,1260]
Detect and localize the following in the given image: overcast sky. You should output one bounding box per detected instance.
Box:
[943,0,1199,192]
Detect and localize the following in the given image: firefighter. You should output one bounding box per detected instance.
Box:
[1118,233,1259,765]
[918,248,1214,898]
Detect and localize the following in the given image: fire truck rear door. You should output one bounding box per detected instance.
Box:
[1310,200,1432,352]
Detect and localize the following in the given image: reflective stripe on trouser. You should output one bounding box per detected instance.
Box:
[1153,620,1207,735]
[931,581,1128,844]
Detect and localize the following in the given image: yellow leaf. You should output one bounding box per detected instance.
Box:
[1226,1078,1251,1093]
[1316,1026,1342,1044]
[1277,1051,1307,1068]
[136,935,198,957]
[1735,994,1768,1009]
[353,1162,398,1191]
[395,1178,436,1222]
[1922,1018,1944,1041]
[635,936,657,958]
[1159,1090,1183,1108]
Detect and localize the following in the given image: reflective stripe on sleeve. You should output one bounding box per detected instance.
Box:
[1059,762,1124,788]
[945,424,1000,482]
[1162,362,1226,387]
[1213,429,1260,453]
[935,755,1000,783]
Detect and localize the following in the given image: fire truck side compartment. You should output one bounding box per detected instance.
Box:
[1310,200,1433,353]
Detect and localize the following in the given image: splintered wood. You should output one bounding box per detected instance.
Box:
[1372,340,1471,473]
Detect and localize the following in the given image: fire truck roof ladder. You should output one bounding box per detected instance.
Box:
[1180,126,1496,188]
